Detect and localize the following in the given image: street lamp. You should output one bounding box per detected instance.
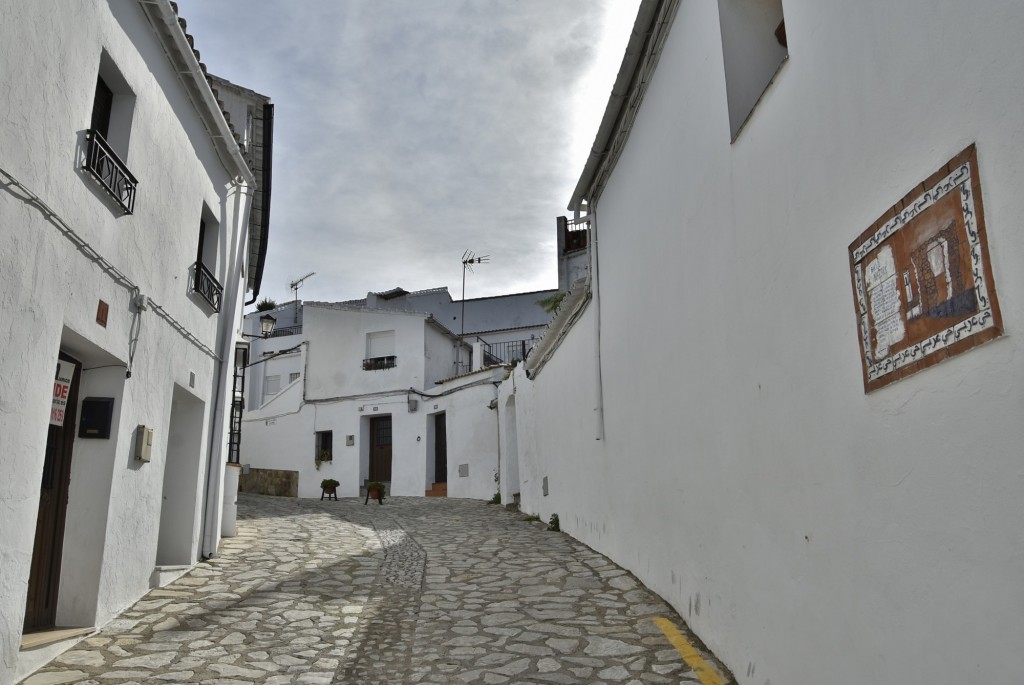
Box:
[242,313,277,339]
[259,313,277,338]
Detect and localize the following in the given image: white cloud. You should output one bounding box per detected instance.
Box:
[175,0,640,304]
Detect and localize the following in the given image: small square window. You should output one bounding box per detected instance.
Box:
[289,372,300,384]
[263,374,280,401]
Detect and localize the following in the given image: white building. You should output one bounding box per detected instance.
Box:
[0,2,269,680]
[499,1,1024,684]
[340,285,558,371]
[241,301,505,500]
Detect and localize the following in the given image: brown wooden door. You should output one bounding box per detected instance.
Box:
[434,413,447,483]
[24,353,81,633]
[369,416,392,482]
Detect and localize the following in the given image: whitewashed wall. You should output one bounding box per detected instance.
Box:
[434,370,504,500]
[304,305,428,399]
[245,334,304,410]
[424,323,456,386]
[0,2,250,680]
[362,288,556,338]
[242,381,502,501]
[503,1,1024,684]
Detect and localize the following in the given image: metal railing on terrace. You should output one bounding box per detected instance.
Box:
[84,129,137,214]
[481,338,536,366]
[268,325,302,338]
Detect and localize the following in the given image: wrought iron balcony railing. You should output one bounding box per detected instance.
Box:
[192,261,223,312]
[84,129,137,215]
[363,356,397,371]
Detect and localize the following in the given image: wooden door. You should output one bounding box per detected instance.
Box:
[25,353,81,633]
[369,416,392,482]
[434,413,447,483]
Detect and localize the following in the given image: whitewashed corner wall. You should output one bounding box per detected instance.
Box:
[503,1,1024,684]
[441,382,501,500]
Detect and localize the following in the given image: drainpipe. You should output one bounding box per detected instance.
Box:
[494,386,502,502]
[200,179,252,557]
[584,205,605,441]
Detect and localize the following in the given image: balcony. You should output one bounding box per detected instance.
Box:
[84,129,137,215]
[268,325,302,338]
[363,356,397,371]
[192,261,223,312]
[482,338,536,366]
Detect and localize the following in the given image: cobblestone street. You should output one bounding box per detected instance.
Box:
[25,494,729,685]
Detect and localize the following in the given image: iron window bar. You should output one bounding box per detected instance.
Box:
[192,261,223,312]
[83,129,137,215]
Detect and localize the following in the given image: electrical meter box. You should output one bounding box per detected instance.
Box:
[134,425,153,462]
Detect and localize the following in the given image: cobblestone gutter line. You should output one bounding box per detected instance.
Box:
[338,519,427,683]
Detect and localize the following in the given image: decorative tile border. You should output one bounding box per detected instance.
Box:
[848,145,1002,392]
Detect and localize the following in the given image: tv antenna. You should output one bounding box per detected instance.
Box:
[457,251,489,371]
[289,271,315,321]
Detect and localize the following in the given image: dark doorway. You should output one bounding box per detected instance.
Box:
[369,416,392,482]
[25,352,81,633]
[434,413,447,484]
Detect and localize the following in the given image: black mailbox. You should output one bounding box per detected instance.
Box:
[78,397,115,439]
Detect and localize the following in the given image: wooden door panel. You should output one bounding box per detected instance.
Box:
[369,416,393,482]
[434,413,447,483]
[24,353,80,632]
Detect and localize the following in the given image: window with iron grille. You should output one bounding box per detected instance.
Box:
[316,430,333,462]
[83,53,138,214]
[192,207,223,311]
[364,330,397,370]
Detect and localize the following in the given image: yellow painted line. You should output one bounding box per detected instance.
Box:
[652,616,725,685]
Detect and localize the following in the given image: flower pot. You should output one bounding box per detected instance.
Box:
[364,484,385,505]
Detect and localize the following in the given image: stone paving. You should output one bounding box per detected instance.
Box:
[25,494,731,685]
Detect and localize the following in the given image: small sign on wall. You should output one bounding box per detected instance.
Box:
[50,360,76,426]
[848,145,1003,392]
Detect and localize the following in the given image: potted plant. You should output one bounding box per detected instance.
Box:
[320,478,340,501]
[315,450,332,470]
[364,480,385,505]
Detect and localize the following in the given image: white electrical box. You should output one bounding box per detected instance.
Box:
[135,425,153,462]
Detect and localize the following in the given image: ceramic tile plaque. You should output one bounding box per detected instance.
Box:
[849,145,1002,392]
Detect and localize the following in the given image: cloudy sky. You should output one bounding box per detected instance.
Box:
[175,1,640,305]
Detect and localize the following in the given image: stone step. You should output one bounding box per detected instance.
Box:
[425,481,447,497]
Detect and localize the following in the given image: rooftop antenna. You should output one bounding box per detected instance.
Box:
[289,271,315,323]
[457,251,489,372]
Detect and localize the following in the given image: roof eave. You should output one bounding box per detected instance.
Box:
[136,0,256,188]
[568,0,674,211]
